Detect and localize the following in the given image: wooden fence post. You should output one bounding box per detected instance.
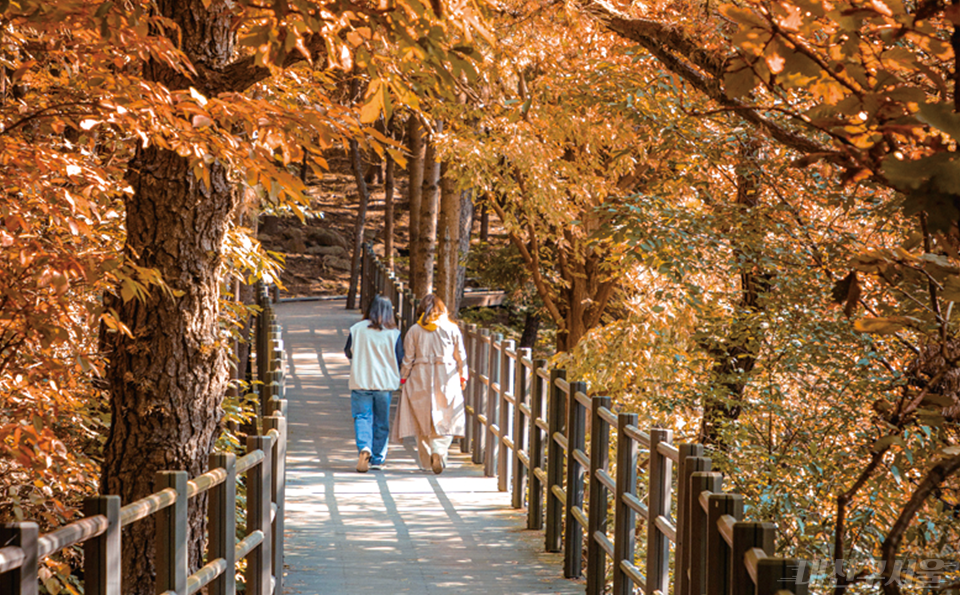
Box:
[83,496,120,595]
[706,493,743,595]
[688,471,723,595]
[545,367,566,553]
[527,359,547,530]
[156,470,188,595]
[730,522,775,595]
[677,449,708,595]
[0,522,38,595]
[209,452,237,595]
[756,558,809,595]
[564,381,588,579]
[612,413,639,595]
[512,347,531,509]
[473,328,489,465]
[462,324,477,455]
[246,436,273,595]
[484,333,502,478]
[498,338,515,493]
[586,395,611,595]
[646,428,674,594]
[265,414,287,593]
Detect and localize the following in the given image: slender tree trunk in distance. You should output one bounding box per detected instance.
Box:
[415,122,441,298]
[699,139,767,446]
[384,149,395,272]
[519,311,541,349]
[479,202,489,242]
[346,136,372,310]
[405,115,425,296]
[436,162,460,307]
[455,189,474,312]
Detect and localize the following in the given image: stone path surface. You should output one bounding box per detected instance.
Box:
[277,300,584,595]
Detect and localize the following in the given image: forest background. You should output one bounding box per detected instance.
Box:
[1,0,960,593]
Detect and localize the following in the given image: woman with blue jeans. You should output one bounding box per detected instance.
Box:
[344,295,403,472]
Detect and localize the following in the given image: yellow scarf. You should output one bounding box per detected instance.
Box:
[418,314,438,331]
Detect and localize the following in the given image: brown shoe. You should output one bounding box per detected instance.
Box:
[357,450,371,473]
[431,453,444,475]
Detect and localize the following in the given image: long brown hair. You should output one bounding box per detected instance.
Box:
[419,293,449,324]
[364,295,397,330]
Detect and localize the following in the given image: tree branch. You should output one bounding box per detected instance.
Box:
[580,0,845,160]
[486,198,566,330]
[880,453,960,595]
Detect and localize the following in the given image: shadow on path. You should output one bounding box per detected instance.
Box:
[278,300,583,594]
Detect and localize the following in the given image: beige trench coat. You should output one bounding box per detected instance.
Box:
[391,316,469,442]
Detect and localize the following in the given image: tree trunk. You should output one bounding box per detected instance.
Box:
[346,136,372,310]
[436,162,460,307]
[103,145,235,594]
[384,147,396,273]
[101,3,240,593]
[699,139,767,445]
[414,122,441,298]
[406,115,425,296]
[455,189,474,312]
[519,311,541,349]
[479,202,489,242]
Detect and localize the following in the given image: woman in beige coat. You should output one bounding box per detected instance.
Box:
[392,294,468,474]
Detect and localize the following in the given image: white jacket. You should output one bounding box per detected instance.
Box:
[346,321,402,391]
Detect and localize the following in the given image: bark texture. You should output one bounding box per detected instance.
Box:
[436,163,460,308]
[100,2,287,592]
[454,189,474,312]
[405,116,425,296]
[519,311,541,349]
[347,136,372,310]
[414,123,441,298]
[103,143,235,594]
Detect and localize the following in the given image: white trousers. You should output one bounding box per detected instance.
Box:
[416,435,453,470]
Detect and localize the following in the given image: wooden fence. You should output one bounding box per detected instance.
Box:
[362,243,809,595]
[0,284,287,595]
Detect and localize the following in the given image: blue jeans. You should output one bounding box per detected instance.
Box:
[350,390,391,464]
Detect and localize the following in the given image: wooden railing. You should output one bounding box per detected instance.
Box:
[362,243,809,595]
[0,285,287,595]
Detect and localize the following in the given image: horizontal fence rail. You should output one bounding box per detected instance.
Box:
[363,243,808,595]
[1,284,287,595]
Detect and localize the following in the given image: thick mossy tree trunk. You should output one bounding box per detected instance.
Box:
[103,144,236,593]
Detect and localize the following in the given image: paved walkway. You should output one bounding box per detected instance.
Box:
[277,300,583,595]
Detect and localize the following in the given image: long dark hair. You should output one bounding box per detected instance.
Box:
[419,293,449,324]
[365,295,397,330]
